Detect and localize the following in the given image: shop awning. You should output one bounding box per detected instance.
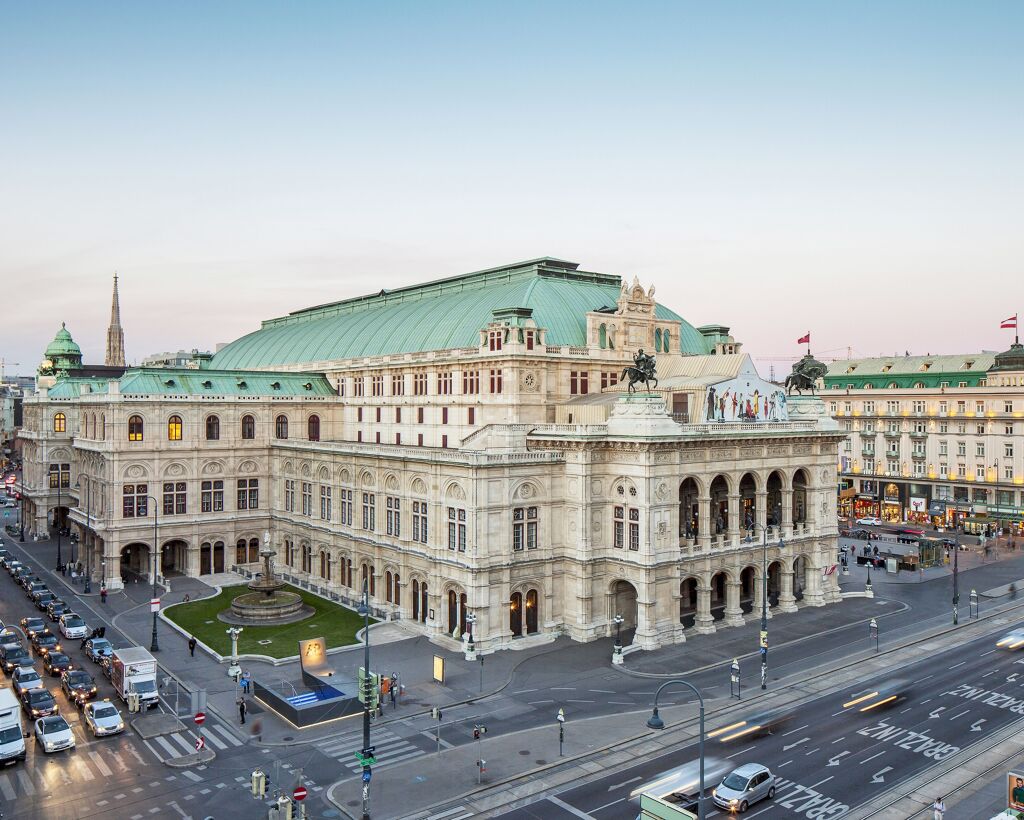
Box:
[839,488,856,500]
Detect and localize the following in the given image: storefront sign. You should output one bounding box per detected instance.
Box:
[929,501,946,517]
[883,483,901,502]
[909,497,927,514]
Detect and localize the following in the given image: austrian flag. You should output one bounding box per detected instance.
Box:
[1001,315,1018,329]
[797,332,811,345]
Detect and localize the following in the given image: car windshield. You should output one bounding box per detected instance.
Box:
[0,727,20,743]
[93,705,118,719]
[133,680,157,694]
[18,670,39,682]
[30,691,54,705]
[91,640,111,651]
[48,654,69,665]
[8,649,28,660]
[41,716,69,732]
[38,636,56,645]
[64,618,84,628]
[68,671,91,685]
[722,773,749,790]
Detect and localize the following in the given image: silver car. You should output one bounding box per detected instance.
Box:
[712,763,775,813]
[83,701,125,737]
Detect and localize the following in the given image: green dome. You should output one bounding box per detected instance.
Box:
[44,323,83,358]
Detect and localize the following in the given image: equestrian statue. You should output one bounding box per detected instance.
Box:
[785,353,827,395]
[621,349,658,393]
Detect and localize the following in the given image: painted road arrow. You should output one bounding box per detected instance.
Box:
[782,737,810,752]
[871,766,894,783]
[827,751,851,767]
[971,719,987,732]
[1009,673,1019,683]
[928,707,946,719]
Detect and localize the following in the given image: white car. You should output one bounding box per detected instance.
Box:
[82,700,124,737]
[997,630,1024,650]
[12,666,43,696]
[856,516,883,527]
[58,614,88,640]
[34,715,75,753]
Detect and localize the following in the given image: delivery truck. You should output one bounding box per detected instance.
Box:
[110,647,159,710]
[0,687,26,764]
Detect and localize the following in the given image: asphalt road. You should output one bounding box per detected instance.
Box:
[493,617,1024,819]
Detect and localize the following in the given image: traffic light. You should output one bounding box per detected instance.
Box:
[431,707,442,721]
[473,726,480,740]
[251,769,266,798]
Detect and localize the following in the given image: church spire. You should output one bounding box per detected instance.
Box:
[105,272,126,368]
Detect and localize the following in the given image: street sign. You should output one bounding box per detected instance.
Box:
[195,736,205,751]
[362,769,372,784]
[150,598,160,613]
[293,785,307,802]
[194,712,206,725]
[759,630,768,649]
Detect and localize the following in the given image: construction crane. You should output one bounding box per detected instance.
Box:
[0,360,20,384]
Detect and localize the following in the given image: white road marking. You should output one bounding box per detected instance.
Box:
[566,699,595,703]
[0,774,15,801]
[900,707,913,714]
[983,670,997,678]
[981,649,998,656]
[606,776,642,791]
[777,760,793,768]
[782,724,809,736]
[913,674,935,684]
[528,700,554,705]
[949,709,971,720]
[152,735,179,758]
[948,661,966,670]
[550,687,577,691]
[805,748,820,755]
[549,795,599,818]
[589,689,616,694]
[810,776,834,789]
[511,689,537,695]
[17,770,34,795]
[860,751,886,765]
[90,751,113,777]
[608,701,634,705]
[830,710,845,717]
[182,770,203,783]
[831,736,846,744]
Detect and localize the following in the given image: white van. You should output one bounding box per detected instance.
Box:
[0,688,26,764]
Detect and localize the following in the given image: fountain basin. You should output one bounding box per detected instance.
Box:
[223,590,312,625]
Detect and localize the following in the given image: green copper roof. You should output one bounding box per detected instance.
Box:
[823,353,994,389]
[44,324,83,358]
[212,258,712,369]
[46,368,335,398]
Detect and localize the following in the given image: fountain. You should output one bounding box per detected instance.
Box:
[224,532,311,625]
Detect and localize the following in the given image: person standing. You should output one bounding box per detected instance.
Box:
[238,698,247,725]
[188,636,197,657]
[100,587,107,604]
[932,796,945,819]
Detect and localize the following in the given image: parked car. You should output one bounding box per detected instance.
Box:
[856,516,883,527]
[83,637,113,664]
[58,614,88,641]
[712,763,776,812]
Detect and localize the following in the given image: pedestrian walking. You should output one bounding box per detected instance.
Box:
[100,587,107,604]
[188,636,197,657]
[932,796,945,820]
[238,698,247,725]
[241,670,251,694]
[250,719,262,743]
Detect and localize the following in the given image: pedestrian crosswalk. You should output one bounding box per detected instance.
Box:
[143,720,244,761]
[0,744,149,801]
[318,724,426,772]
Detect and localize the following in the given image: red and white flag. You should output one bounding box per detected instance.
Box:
[823,564,838,576]
[797,332,811,345]
[1001,315,1018,329]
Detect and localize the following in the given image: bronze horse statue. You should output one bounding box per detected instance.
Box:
[621,350,658,393]
[785,355,827,395]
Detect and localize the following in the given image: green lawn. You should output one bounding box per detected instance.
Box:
[164,584,371,659]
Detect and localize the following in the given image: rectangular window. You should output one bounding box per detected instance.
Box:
[49,463,70,489]
[442,407,448,425]
[512,506,538,552]
[372,374,384,396]
[376,407,382,423]
[338,379,346,397]
[628,508,640,550]
[437,371,452,395]
[417,407,424,423]
[887,401,899,414]
[976,401,985,414]
[122,484,148,518]
[237,479,258,510]
[301,482,312,516]
[957,401,967,413]
[977,463,986,478]
[375,432,381,443]
[468,407,475,425]
[913,401,925,413]
[977,424,986,436]
[395,433,401,445]
[442,434,448,448]
[320,486,332,521]
[1007,424,1015,435]
[887,460,899,474]
[939,441,948,456]
[864,401,875,414]
[976,443,985,458]
[362,493,375,531]
[462,370,480,394]
[284,479,295,513]
[939,422,948,433]
[829,402,838,414]
[447,507,466,551]
[414,373,428,396]
[1006,465,1015,481]
[418,433,423,446]
[525,330,534,350]
[162,482,186,515]
[412,500,428,543]
[202,480,224,513]
[844,402,852,414]
[357,407,363,422]
[570,371,590,395]
[395,407,401,423]
[1006,442,1014,459]
[392,374,404,396]
[340,489,353,526]
[489,368,503,393]
[958,441,966,456]
[353,377,365,397]
[613,506,624,548]
[488,329,503,351]
[386,496,401,537]
[865,458,875,473]
[958,463,967,477]
[1005,401,1014,414]
[601,371,619,389]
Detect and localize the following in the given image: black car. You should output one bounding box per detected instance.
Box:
[29,586,51,603]
[20,618,46,639]
[0,645,31,674]
[0,549,10,566]
[46,601,68,622]
[60,669,97,705]
[43,653,73,676]
[21,688,58,718]
[35,592,57,612]
[31,633,60,658]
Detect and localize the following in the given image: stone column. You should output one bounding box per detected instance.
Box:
[781,490,794,539]
[103,538,124,591]
[698,495,712,551]
[779,570,798,612]
[634,583,661,649]
[727,493,741,547]
[802,563,825,607]
[694,586,716,634]
[755,491,768,532]
[724,582,745,627]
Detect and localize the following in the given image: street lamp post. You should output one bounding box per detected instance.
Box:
[869,618,879,652]
[465,612,476,661]
[18,479,25,542]
[556,708,565,756]
[56,476,63,574]
[358,579,372,820]
[226,627,243,679]
[757,527,783,690]
[646,680,706,820]
[953,525,960,625]
[144,495,160,652]
[612,613,624,665]
[83,481,91,594]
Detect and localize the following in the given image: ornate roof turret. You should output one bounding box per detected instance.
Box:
[989,341,1024,373]
[39,323,84,376]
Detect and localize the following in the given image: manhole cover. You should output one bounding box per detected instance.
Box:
[518,751,529,756]
[282,736,294,741]
[535,759,547,765]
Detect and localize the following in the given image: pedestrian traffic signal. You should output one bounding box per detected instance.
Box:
[431,707,442,721]
[251,769,266,798]
[473,727,480,740]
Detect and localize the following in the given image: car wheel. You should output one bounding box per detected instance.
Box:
[767,786,775,799]
[739,801,748,813]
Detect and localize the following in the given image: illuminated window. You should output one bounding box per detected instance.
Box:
[128,415,144,442]
[167,415,182,441]
[53,413,66,433]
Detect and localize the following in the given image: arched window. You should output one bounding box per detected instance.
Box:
[320,551,330,580]
[302,544,312,574]
[662,328,671,352]
[248,537,259,563]
[393,572,400,607]
[598,324,607,349]
[101,414,106,440]
[385,571,393,603]
[128,415,144,442]
[53,413,66,433]
[654,328,663,351]
[167,415,183,441]
[241,415,255,439]
[236,539,248,564]
[308,415,320,442]
[275,415,288,439]
[206,415,220,441]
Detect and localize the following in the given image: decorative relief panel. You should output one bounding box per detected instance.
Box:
[740,446,762,457]
[520,371,539,393]
[767,445,789,456]
[793,444,813,455]
[590,479,603,497]
[711,448,734,460]
[655,482,669,502]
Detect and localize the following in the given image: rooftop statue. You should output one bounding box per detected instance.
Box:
[785,353,827,395]
[621,349,659,393]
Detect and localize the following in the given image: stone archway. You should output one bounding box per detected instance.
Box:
[612,580,639,637]
[679,577,698,628]
[740,566,757,614]
[679,478,701,540]
[710,571,728,621]
[767,560,783,607]
[767,470,785,528]
[120,542,151,581]
[792,469,809,526]
[793,555,809,601]
[161,540,188,576]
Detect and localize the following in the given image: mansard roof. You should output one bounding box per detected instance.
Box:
[45,368,335,399]
[211,258,711,369]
